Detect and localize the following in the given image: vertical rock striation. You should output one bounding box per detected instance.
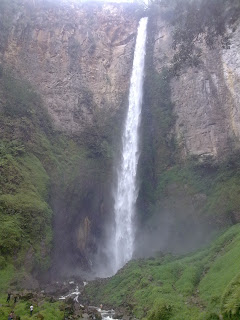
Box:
[151,12,240,160]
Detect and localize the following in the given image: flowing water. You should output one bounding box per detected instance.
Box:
[59,283,118,319]
[113,17,148,273]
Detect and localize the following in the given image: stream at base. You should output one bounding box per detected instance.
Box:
[59,282,119,320]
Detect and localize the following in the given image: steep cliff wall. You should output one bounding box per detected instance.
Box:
[0,0,141,279]
[0,0,139,133]
[136,2,240,257]
[151,8,240,160]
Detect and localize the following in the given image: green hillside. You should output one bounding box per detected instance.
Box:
[86,224,240,320]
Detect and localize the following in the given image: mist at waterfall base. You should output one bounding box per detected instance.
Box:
[133,209,216,260]
[91,202,216,279]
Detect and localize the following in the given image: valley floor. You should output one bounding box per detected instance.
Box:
[1,225,240,319]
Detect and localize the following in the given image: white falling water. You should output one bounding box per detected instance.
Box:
[113,17,148,273]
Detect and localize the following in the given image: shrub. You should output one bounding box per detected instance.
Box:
[0,215,22,255]
[206,313,220,320]
[147,300,173,320]
[0,256,7,268]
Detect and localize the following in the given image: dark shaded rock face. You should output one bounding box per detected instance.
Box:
[51,176,114,277]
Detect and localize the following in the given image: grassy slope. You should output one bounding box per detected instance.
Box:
[86,224,240,320]
[0,265,65,319]
[0,295,64,320]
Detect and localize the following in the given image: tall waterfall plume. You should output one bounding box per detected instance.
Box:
[113,17,148,273]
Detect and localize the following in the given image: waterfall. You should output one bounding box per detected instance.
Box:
[113,17,148,273]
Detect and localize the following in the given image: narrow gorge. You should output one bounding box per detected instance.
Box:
[0,0,240,319]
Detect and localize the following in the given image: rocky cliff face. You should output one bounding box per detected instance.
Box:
[0,0,139,133]
[152,12,240,160]
[136,6,240,258]
[0,0,141,277]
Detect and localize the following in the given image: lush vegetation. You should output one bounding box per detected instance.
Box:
[0,293,64,319]
[86,224,240,320]
[0,298,64,319]
[0,69,53,271]
[155,150,240,221]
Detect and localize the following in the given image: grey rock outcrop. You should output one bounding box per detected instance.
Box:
[222,24,240,142]
[152,13,240,160]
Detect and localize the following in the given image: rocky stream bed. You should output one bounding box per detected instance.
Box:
[1,279,137,320]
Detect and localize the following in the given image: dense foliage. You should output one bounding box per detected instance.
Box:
[0,69,53,270]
